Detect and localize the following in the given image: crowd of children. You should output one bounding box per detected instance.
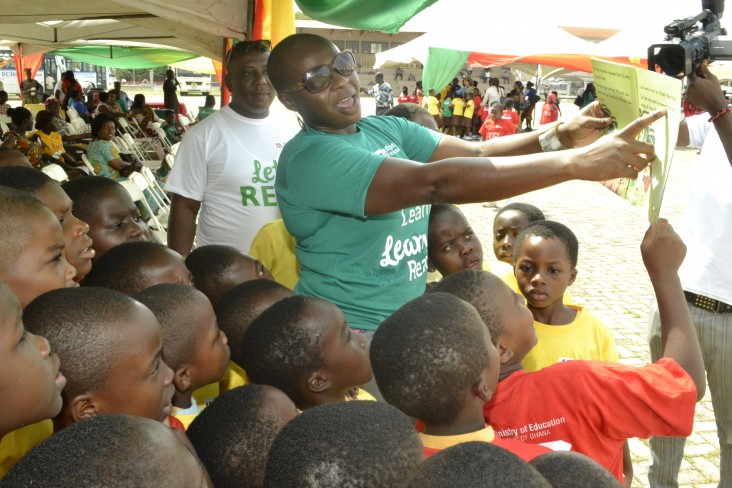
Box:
[0,65,707,488]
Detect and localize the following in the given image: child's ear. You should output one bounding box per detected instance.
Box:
[496,338,514,364]
[306,371,331,394]
[173,366,192,393]
[278,94,298,112]
[568,268,577,287]
[69,394,99,422]
[473,375,494,403]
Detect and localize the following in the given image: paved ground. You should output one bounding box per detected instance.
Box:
[459,145,720,487]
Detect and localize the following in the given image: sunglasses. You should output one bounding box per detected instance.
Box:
[280,51,357,95]
[226,40,272,65]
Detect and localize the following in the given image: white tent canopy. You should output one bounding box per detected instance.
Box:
[0,0,250,59]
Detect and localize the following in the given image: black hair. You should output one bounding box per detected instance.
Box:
[268,33,333,92]
[0,90,7,99]
[515,220,579,268]
[215,279,293,366]
[8,107,32,127]
[91,113,115,138]
[384,102,431,121]
[188,385,294,488]
[34,110,55,131]
[504,97,515,108]
[205,95,216,106]
[132,94,146,109]
[0,166,54,195]
[490,101,505,111]
[134,284,206,370]
[226,40,272,70]
[0,186,49,273]
[62,175,124,225]
[428,203,462,224]
[239,296,326,407]
[407,442,550,488]
[84,241,186,295]
[2,414,188,487]
[185,244,256,307]
[371,293,489,424]
[530,451,621,487]
[23,287,140,399]
[496,202,546,223]
[98,91,109,103]
[264,401,423,488]
[430,270,507,343]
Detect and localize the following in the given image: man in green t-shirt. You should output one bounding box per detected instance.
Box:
[268,33,664,332]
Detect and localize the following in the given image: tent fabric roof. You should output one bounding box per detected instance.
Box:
[0,0,249,59]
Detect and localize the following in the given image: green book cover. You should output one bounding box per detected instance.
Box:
[591,58,682,221]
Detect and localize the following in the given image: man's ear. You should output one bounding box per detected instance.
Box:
[173,366,191,393]
[496,338,514,364]
[278,94,298,112]
[306,370,331,394]
[473,375,494,403]
[567,268,577,287]
[224,73,233,92]
[69,394,99,422]
[427,259,436,273]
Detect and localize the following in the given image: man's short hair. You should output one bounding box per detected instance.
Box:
[0,186,49,273]
[268,34,333,92]
[371,292,489,424]
[239,296,325,406]
[134,284,205,370]
[215,279,293,366]
[407,442,550,488]
[83,241,181,295]
[530,451,620,487]
[188,385,293,488]
[515,220,579,268]
[430,270,506,343]
[23,287,140,399]
[264,401,423,488]
[62,176,122,224]
[2,414,193,487]
[496,202,546,224]
[0,166,53,195]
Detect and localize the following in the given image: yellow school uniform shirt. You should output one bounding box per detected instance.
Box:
[464,99,476,119]
[422,96,441,116]
[249,219,300,290]
[0,420,54,478]
[219,361,251,394]
[171,399,203,430]
[451,97,466,117]
[521,305,618,372]
[192,382,219,409]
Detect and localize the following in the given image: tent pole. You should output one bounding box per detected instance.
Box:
[221,38,231,106]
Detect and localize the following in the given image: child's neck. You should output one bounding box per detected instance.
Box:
[423,408,486,437]
[299,387,349,411]
[529,301,576,326]
[499,362,525,381]
[173,389,194,409]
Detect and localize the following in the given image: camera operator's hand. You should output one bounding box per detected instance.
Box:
[556,101,613,148]
[686,59,727,113]
[569,108,666,180]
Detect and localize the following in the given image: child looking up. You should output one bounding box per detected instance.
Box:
[432,220,705,484]
[187,385,298,488]
[216,279,294,393]
[23,287,175,431]
[135,284,230,429]
[84,241,191,295]
[0,187,77,307]
[185,244,274,307]
[62,176,154,260]
[371,292,548,461]
[514,220,617,371]
[264,401,423,488]
[2,414,211,488]
[0,282,65,439]
[427,204,485,278]
[240,296,373,410]
[0,167,95,279]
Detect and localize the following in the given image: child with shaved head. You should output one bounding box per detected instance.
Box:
[23,287,175,431]
[135,284,230,428]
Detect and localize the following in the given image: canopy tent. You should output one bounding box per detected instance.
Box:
[296,0,438,34]
[49,46,198,69]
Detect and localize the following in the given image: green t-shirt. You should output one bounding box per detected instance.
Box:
[275,115,442,330]
[442,98,453,117]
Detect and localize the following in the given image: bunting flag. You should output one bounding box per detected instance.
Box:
[296,0,437,34]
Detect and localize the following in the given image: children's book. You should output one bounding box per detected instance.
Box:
[590,58,682,221]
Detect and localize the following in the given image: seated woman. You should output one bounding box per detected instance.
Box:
[195,95,217,122]
[86,114,140,180]
[129,94,159,136]
[46,97,90,142]
[94,91,127,120]
[110,89,128,113]
[32,110,84,174]
[0,107,43,168]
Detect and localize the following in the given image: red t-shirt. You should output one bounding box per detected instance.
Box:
[478,105,490,123]
[479,118,516,140]
[502,109,519,126]
[484,358,696,483]
[540,103,559,125]
[398,94,417,104]
[420,425,550,462]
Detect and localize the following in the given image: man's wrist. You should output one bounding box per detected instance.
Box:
[539,122,567,152]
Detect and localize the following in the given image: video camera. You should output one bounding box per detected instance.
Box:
[648,0,732,78]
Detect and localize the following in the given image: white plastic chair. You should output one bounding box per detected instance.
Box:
[168,142,180,156]
[155,126,174,153]
[81,154,96,174]
[177,113,190,132]
[66,107,80,121]
[121,175,164,232]
[139,165,171,211]
[165,154,175,170]
[42,163,69,183]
